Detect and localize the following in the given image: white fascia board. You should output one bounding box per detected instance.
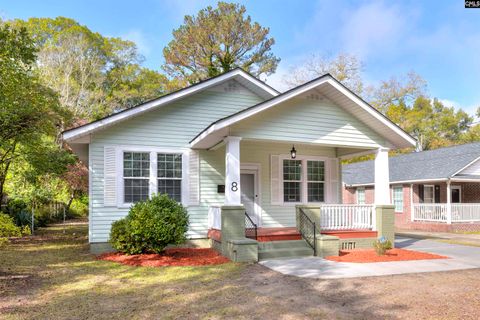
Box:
[450,156,480,177]
[326,80,416,148]
[190,76,416,149]
[346,178,448,187]
[191,76,333,147]
[63,69,278,143]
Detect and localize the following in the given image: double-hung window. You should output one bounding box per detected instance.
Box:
[123,152,150,203]
[392,186,403,212]
[283,159,302,202]
[357,188,366,204]
[282,158,326,203]
[121,149,185,205]
[307,160,325,202]
[423,185,434,203]
[157,153,183,202]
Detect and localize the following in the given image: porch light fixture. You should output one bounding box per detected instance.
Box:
[290,145,297,159]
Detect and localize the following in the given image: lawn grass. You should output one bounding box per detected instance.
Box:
[3,221,480,319]
[0,221,248,320]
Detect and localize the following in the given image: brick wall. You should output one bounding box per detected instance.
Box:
[342,182,480,232]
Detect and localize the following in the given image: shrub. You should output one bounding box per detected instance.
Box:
[373,236,392,255]
[110,194,189,254]
[0,213,28,248]
[69,197,88,218]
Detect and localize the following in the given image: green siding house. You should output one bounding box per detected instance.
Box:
[63,68,415,259]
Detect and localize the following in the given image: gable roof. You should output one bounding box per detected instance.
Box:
[190,73,416,149]
[342,142,480,186]
[62,68,279,143]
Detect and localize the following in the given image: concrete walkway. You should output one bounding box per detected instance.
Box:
[396,230,480,246]
[259,237,480,279]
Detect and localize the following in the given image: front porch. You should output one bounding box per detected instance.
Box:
[207,204,393,261]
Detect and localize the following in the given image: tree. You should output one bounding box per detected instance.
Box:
[163,2,279,84]
[367,71,427,113]
[283,53,364,94]
[11,17,169,121]
[0,25,71,201]
[388,96,472,151]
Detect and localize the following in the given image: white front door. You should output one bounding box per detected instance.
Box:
[241,168,260,226]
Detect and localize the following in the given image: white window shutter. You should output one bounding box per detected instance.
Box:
[326,158,339,203]
[104,146,117,207]
[188,150,200,205]
[271,155,281,205]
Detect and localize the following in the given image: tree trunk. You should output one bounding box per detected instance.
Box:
[65,191,75,215]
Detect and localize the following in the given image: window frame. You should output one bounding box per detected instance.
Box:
[157,153,183,202]
[122,151,151,203]
[356,187,366,205]
[392,185,403,212]
[279,155,329,205]
[116,146,189,208]
[423,184,435,204]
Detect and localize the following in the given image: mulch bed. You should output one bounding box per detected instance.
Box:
[326,248,448,263]
[97,248,230,267]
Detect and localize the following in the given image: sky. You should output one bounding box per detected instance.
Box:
[1,0,480,115]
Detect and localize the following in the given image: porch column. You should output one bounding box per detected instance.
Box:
[446,180,452,224]
[374,147,390,205]
[224,136,242,205]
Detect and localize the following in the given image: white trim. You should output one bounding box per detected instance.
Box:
[423,184,435,204]
[278,154,331,205]
[190,76,416,149]
[451,185,462,203]
[410,184,414,222]
[63,69,278,143]
[347,178,449,187]
[114,145,190,208]
[451,155,480,177]
[356,187,366,205]
[392,185,404,213]
[88,144,93,243]
[241,163,262,226]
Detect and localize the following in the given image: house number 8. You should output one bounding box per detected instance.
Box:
[231,182,238,192]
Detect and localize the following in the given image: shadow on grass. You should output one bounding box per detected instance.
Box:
[1,222,406,319]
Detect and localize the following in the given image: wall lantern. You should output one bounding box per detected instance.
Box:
[290,145,297,159]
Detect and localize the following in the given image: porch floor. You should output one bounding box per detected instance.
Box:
[208,227,377,242]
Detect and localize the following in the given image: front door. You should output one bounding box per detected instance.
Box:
[451,186,461,203]
[241,169,260,226]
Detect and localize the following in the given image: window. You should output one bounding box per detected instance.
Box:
[283,159,302,202]
[423,185,434,203]
[282,158,326,203]
[307,160,325,202]
[393,186,403,212]
[123,152,150,203]
[157,153,182,202]
[357,188,365,204]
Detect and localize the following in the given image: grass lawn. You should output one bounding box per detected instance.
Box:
[2,221,480,320]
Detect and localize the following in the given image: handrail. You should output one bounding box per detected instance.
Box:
[244,212,258,240]
[297,208,316,255]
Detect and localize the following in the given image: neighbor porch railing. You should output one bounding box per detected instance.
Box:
[207,206,222,230]
[451,204,480,222]
[412,203,480,223]
[320,204,375,230]
[412,204,448,222]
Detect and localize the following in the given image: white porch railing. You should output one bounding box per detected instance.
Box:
[320,204,375,230]
[451,204,480,222]
[413,203,480,223]
[412,204,448,222]
[207,206,222,230]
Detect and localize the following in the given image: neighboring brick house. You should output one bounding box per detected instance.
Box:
[342,142,480,232]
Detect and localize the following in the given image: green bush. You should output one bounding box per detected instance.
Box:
[69,197,88,218]
[110,194,189,254]
[373,236,392,255]
[0,213,29,247]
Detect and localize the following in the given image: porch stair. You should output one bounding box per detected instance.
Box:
[257,239,314,260]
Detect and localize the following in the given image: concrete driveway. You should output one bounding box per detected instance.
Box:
[259,237,480,279]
